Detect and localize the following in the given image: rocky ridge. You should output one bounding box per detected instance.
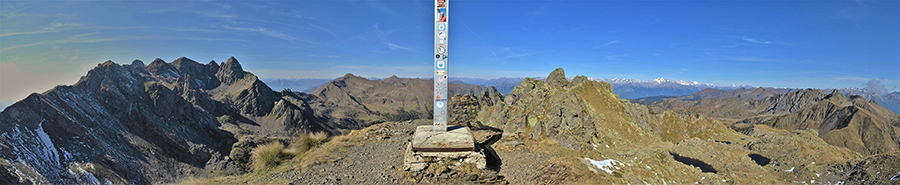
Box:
[438,68,897,184]
[3,62,899,184]
[0,57,485,184]
[640,86,900,156]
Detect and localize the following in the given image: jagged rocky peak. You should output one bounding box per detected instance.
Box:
[478,85,504,106]
[790,88,827,99]
[151,58,165,64]
[101,60,116,66]
[80,60,128,80]
[752,87,770,93]
[217,56,246,84]
[546,68,569,88]
[147,58,180,77]
[821,89,853,106]
[331,73,366,85]
[571,75,588,86]
[826,89,847,99]
[170,56,222,89]
[171,56,200,68]
[384,75,401,84]
[338,73,361,80]
[313,73,382,98]
[223,56,244,72]
[483,85,501,97]
[172,57,206,73]
[77,60,124,85]
[207,60,220,74]
[131,59,145,67]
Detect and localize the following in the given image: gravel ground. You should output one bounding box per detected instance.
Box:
[496,150,553,184]
[286,120,418,185]
[279,120,572,184]
[289,141,408,184]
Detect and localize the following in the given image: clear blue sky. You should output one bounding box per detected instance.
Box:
[2,0,899,107]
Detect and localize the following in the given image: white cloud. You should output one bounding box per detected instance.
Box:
[593,40,621,49]
[71,32,98,38]
[1,36,153,51]
[308,23,337,37]
[367,0,398,16]
[216,3,232,9]
[742,37,771,44]
[1,23,86,37]
[219,25,300,42]
[495,47,548,59]
[503,51,542,59]
[386,42,414,52]
[165,28,220,33]
[150,7,239,19]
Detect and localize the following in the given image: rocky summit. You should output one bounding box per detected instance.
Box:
[0,57,484,184]
[438,68,898,184]
[641,87,900,156]
[1,63,898,184]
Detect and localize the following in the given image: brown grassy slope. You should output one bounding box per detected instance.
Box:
[643,87,900,156]
[470,68,863,184]
[310,74,485,128]
[174,68,879,184]
[756,92,900,155]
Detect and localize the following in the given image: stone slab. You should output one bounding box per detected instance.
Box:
[404,143,486,171]
[411,125,476,152]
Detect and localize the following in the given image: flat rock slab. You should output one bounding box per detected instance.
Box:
[411,125,476,152]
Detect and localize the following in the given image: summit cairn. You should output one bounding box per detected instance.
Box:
[403,125,489,181]
[401,0,492,182]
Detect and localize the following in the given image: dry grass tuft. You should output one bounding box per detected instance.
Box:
[169,123,385,184]
[290,132,329,154]
[251,142,292,172]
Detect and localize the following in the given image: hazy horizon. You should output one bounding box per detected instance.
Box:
[3,0,900,109]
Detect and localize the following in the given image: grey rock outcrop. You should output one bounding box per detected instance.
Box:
[475,69,601,151]
[0,57,489,184]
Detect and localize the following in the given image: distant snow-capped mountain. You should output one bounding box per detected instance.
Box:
[263,76,750,100]
[582,77,756,99]
[588,77,717,87]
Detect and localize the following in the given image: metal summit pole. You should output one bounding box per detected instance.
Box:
[433,0,449,132]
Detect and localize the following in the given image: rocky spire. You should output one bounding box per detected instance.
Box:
[216,56,246,84]
[546,68,569,88]
[830,89,845,98]
[825,89,847,100]
[207,60,219,74]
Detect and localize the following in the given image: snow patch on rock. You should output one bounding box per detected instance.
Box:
[35,121,61,166]
[585,158,622,174]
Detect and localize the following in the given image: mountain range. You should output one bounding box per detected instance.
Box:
[261,78,333,93]
[637,88,900,155]
[265,76,751,101]
[837,88,900,116]
[2,58,899,184]
[436,68,899,184]
[0,57,484,184]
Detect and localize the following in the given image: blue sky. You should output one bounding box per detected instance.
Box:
[2,0,899,107]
